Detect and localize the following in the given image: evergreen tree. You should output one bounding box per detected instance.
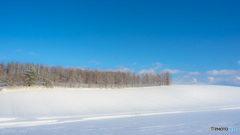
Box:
[23,65,37,86]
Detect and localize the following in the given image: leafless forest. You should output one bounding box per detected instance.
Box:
[0,62,171,88]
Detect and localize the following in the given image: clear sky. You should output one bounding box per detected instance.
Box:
[0,0,240,86]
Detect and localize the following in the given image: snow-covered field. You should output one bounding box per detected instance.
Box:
[0,85,240,135]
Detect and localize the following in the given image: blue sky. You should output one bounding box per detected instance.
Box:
[0,0,240,86]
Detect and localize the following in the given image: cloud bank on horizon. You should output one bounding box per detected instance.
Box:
[113,60,240,86]
[166,60,240,86]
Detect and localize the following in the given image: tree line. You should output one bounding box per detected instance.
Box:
[0,61,171,88]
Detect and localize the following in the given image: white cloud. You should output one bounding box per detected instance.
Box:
[117,66,134,72]
[206,69,240,75]
[171,75,205,85]
[106,66,134,72]
[152,62,162,69]
[238,60,240,65]
[192,78,197,83]
[206,76,240,86]
[172,70,240,86]
[65,66,86,69]
[138,62,162,74]
[163,68,184,74]
[188,72,201,75]
[138,69,155,74]
[208,77,215,82]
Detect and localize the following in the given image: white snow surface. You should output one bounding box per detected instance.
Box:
[0,85,240,135]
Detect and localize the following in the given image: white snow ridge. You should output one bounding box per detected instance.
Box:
[0,85,240,135]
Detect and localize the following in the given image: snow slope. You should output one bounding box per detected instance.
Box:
[0,85,240,134]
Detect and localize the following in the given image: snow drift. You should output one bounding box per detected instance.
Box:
[0,85,240,134]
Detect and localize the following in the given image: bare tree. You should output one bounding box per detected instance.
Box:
[6,62,14,86]
[0,62,6,86]
[166,71,171,85]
